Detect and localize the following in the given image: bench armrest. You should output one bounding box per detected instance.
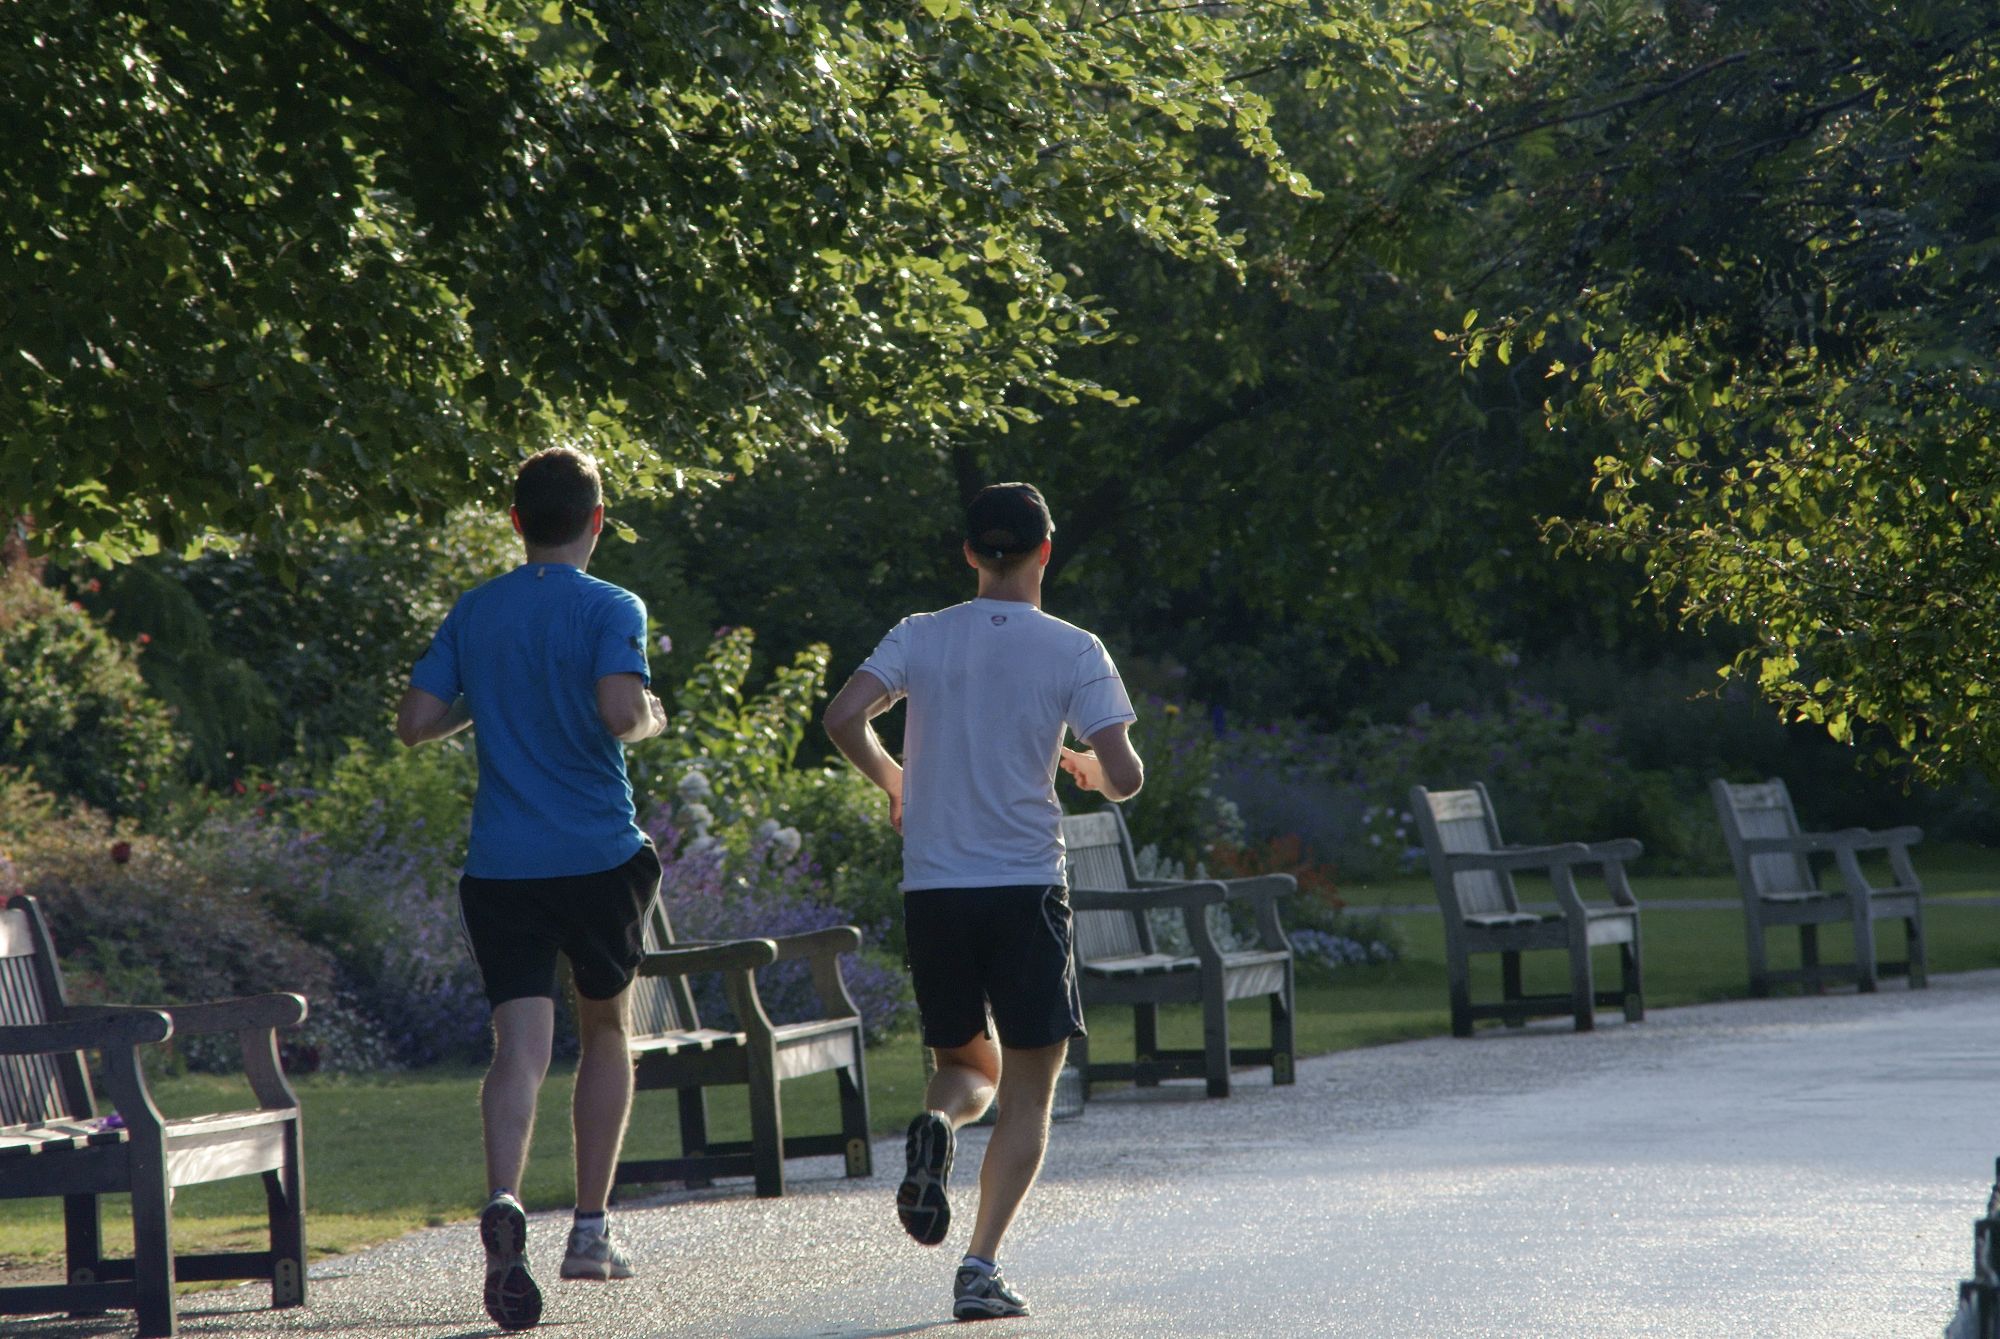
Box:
[1216,873,1297,904]
[1209,874,1296,950]
[769,926,863,961]
[1445,843,1594,874]
[769,926,866,1024]
[0,1012,173,1054]
[73,994,308,1037]
[1072,882,1224,913]
[638,939,779,976]
[1742,825,1922,857]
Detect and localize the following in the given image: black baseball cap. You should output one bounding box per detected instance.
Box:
[966,482,1053,559]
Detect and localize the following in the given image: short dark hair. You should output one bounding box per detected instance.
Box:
[513,447,602,546]
[965,482,1053,572]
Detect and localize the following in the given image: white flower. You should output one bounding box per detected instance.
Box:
[755,818,781,844]
[1369,834,1383,847]
[656,633,674,655]
[773,827,803,861]
[685,834,721,857]
[676,770,713,801]
[679,802,714,832]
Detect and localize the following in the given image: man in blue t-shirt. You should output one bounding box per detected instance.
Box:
[397,446,666,1332]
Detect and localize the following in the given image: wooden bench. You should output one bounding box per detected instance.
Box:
[1061,807,1296,1099]
[1945,1158,2000,1339]
[0,894,307,1338]
[1711,777,1928,996]
[1410,784,1644,1037]
[611,901,871,1200]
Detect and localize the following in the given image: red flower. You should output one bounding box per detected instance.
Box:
[136,633,151,645]
[231,779,247,795]
[85,579,101,594]
[109,841,132,865]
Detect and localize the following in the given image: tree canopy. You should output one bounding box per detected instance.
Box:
[4,0,1354,561]
[1457,0,2000,777]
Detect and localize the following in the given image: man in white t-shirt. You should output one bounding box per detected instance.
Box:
[824,482,1144,1322]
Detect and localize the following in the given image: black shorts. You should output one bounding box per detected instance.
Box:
[904,885,1085,1051]
[459,843,663,1007]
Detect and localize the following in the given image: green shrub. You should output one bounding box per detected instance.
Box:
[301,735,478,867]
[0,780,389,1074]
[67,509,516,786]
[636,626,829,823]
[1096,696,1244,867]
[1226,695,1719,877]
[764,764,906,953]
[0,563,181,818]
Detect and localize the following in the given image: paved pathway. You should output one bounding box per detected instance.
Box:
[8,973,1999,1338]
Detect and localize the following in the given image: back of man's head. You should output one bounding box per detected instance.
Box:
[966,482,1053,574]
[514,447,602,547]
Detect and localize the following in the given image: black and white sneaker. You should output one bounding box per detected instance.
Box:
[480,1192,542,1331]
[896,1112,955,1246]
[953,1264,1029,1320]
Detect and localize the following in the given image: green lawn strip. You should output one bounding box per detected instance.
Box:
[1342,841,2000,911]
[6,875,1999,1278]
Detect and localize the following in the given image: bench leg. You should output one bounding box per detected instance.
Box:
[748,1040,785,1198]
[677,1088,714,1189]
[131,1173,177,1338]
[1852,906,1879,993]
[1906,913,1929,989]
[1070,1030,1094,1101]
[1799,924,1823,993]
[1201,970,1231,1098]
[1269,975,1296,1087]
[1568,936,1596,1033]
[63,1193,106,1315]
[263,1123,306,1308]
[1133,1005,1161,1087]
[1621,936,1644,1023]
[1501,951,1527,1028]
[1745,912,1772,998]
[839,1056,872,1178]
[1446,950,1474,1039]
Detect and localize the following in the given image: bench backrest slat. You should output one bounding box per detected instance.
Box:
[628,899,695,1039]
[1714,779,1814,896]
[1414,787,1517,917]
[0,901,94,1127]
[1061,810,1150,962]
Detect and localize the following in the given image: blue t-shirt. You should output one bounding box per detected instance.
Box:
[410,563,650,879]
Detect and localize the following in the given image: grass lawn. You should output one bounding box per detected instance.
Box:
[6,848,2000,1276]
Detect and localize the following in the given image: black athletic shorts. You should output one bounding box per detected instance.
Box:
[903,885,1086,1050]
[459,842,663,1006]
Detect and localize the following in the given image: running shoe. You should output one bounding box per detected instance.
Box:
[896,1111,955,1246]
[480,1192,542,1331]
[560,1223,635,1280]
[953,1264,1029,1320]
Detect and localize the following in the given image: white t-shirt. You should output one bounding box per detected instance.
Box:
[859,598,1138,891]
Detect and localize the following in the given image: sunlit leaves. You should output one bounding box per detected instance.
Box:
[2,0,1335,556]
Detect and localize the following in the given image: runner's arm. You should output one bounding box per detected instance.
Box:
[1060,721,1144,802]
[396,687,471,747]
[598,673,668,743]
[823,670,905,833]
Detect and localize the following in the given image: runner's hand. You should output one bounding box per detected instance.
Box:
[1060,746,1105,792]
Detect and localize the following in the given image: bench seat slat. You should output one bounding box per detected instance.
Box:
[629,1028,743,1057]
